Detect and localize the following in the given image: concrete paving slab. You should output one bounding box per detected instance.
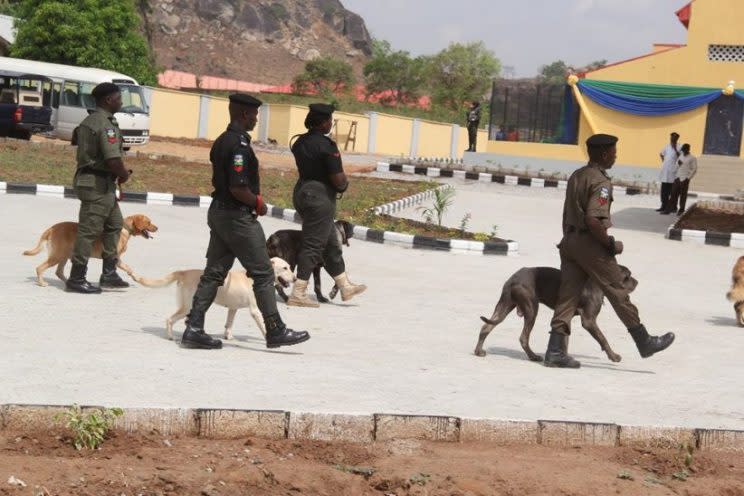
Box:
[1,188,743,430]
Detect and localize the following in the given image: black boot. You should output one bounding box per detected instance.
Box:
[180,314,222,350]
[543,332,581,368]
[65,263,102,294]
[628,325,675,358]
[99,258,130,289]
[265,314,310,349]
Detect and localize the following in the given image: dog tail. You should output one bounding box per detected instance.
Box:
[726,285,744,303]
[132,271,183,288]
[22,227,52,256]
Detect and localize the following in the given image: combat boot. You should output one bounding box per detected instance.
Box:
[543,332,581,368]
[265,314,310,348]
[180,314,222,350]
[99,258,130,289]
[333,272,367,302]
[65,263,102,294]
[628,325,675,358]
[287,279,319,308]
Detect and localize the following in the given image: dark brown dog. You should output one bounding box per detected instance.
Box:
[266,220,354,303]
[474,266,638,362]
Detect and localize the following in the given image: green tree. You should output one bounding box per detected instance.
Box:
[427,41,500,111]
[10,0,157,85]
[0,0,20,15]
[292,56,355,97]
[539,60,569,84]
[363,39,428,106]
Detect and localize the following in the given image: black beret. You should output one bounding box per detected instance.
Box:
[91,82,120,100]
[586,133,618,147]
[229,93,262,107]
[308,103,335,116]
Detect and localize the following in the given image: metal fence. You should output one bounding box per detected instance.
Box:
[488,79,578,145]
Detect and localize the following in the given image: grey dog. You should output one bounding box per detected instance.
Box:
[474,266,638,362]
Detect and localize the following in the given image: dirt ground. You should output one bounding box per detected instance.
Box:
[676,206,744,234]
[1,430,743,496]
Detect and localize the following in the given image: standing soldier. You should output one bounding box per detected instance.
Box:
[181,93,310,350]
[544,134,676,368]
[466,101,481,152]
[66,82,131,294]
[287,103,366,308]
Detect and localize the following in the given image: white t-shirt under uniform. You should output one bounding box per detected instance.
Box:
[659,143,679,183]
[676,154,697,181]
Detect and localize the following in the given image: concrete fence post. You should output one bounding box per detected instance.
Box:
[450,124,460,159]
[410,118,421,158]
[259,104,270,143]
[367,111,378,154]
[197,95,210,139]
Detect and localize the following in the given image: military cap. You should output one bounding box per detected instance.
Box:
[91,82,120,100]
[308,103,335,116]
[229,93,262,107]
[586,133,618,147]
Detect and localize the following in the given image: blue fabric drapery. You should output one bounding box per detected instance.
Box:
[557,85,578,144]
[577,81,722,116]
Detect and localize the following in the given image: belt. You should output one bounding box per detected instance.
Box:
[212,199,255,213]
[78,167,113,178]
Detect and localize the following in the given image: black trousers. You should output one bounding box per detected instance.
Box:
[187,204,277,328]
[660,182,673,209]
[668,178,691,212]
[467,124,478,151]
[293,181,345,281]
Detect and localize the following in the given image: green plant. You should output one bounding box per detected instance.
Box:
[490,224,499,238]
[474,232,490,242]
[55,404,123,450]
[459,212,471,234]
[417,187,455,226]
[617,470,634,481]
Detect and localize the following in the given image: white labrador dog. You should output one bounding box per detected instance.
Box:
[130,257,295,340]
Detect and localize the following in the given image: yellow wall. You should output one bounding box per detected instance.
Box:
[267,104,292,145]
[149,88,200,138]
[588,0,744,88]
[333,111,370,153]
[375,114,414,156]
[206,97,229,140]
[418,120,452,158]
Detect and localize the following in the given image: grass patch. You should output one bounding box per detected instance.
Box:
[0,141,500,240]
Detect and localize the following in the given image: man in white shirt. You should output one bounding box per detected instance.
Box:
[663,143,697,215]
[658,132,680,212]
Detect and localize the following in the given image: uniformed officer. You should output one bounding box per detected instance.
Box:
[287,103,366,307]
[66,82,131,294]
[544,134,676,368]
[466,101,481,152]
[181,93,310,350]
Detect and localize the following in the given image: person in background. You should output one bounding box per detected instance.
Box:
[507,127,519,142]
[466,101,482,152]
[658,132,680,212]
[663,143,697,216]
[495,124,507,141]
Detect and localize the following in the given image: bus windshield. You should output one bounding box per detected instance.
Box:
[78,82,148,114]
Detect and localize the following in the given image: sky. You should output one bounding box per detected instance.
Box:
[341,0,690,77]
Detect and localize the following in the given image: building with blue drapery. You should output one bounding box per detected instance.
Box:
[483,0,744,194]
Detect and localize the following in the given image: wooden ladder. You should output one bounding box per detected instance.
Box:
[332,119,358,152]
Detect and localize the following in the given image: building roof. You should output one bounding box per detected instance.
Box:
[675,1,694,29]
[0,14,15,45]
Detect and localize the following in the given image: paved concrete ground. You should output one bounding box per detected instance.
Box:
[2,185,743,430]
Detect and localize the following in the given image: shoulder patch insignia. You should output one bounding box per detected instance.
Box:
[598,186,610,206]
[233,154,244,172]
[106,128,117,144]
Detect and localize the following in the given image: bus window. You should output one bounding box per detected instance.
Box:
[62,81,80,107]
[80,82,96,109]
[119,84,148,114]
[42,80,52,106]
[52,82,61,108]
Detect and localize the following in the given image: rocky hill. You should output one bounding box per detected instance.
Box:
[141,0,372,85]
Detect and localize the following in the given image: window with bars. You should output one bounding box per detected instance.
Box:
[708,45,744,62]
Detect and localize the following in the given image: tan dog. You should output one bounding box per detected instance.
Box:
[131,257,295,340]
[726,255,744,326]
[23,214,158,287]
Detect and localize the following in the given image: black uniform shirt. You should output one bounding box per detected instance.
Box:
[210,123,260,205]
[291,130,344,190]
